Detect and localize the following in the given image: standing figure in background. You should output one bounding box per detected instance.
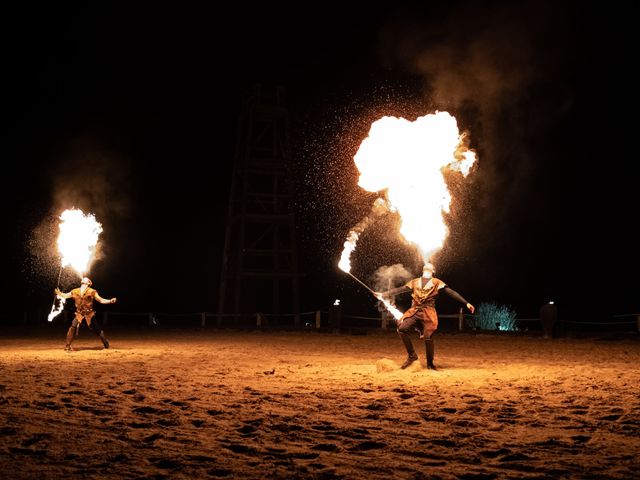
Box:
[539,300,558,339]
[376,262,474,370]
[55,277,117,351]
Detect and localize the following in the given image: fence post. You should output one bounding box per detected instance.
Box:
[458,307,463,331]
[315,310,321,329]
[201,312,206,328]
[256,312,262,328]
[329,304,342,333]
[148,312,154,326]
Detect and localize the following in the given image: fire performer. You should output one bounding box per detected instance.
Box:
[375,262,474,370]
[55,277,117,351]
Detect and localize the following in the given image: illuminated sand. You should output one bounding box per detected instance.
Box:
[1,330,639,479]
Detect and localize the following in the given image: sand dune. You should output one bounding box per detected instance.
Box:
[1,329,639,479]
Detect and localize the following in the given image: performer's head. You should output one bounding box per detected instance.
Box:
[422,263,435,279]
[81,277,92,286]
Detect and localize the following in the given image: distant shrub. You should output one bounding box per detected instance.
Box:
[468,302,518,331]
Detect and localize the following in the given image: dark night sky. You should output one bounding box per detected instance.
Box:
[1,2,637,322]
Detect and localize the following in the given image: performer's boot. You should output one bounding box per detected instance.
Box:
[398,331,418,369]
[425,338,437,370]
[64,327,75,351]
[99,331,110,349]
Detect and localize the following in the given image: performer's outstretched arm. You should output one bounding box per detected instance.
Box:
[54,288,72,300]
[375,285,411,299]
[443,286,475,313]
[95,292,117,304]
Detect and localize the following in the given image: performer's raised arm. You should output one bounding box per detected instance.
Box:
[54,287,72,300]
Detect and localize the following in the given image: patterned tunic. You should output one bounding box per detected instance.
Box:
[70,287,98,324]
[399,277,446,337]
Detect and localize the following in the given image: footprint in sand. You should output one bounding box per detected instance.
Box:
[362,402,387,411]
[206,409,225,416]
[237,425,257,435]
[348,440,386,451]
[311,443,340,452]
[143,433,163,443]
[223,443,258,454]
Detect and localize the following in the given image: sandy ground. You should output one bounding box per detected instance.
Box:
[0,328,639,479]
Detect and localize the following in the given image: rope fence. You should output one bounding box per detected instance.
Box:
[19,309,640,334]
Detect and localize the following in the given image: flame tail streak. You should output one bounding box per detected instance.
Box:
[344,270,404,321]
[338,218,374,273]
[338,197,389,273]
[47,297,66,322]
[380,298,403,321]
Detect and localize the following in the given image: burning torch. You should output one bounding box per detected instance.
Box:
[48,265,65,322]
[338,230,403,321]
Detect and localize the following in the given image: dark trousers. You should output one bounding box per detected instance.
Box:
[398,315,431,350]
[397,314,435,365]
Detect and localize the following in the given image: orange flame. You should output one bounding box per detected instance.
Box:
[354,111,476,260]
[56,208,103,277]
